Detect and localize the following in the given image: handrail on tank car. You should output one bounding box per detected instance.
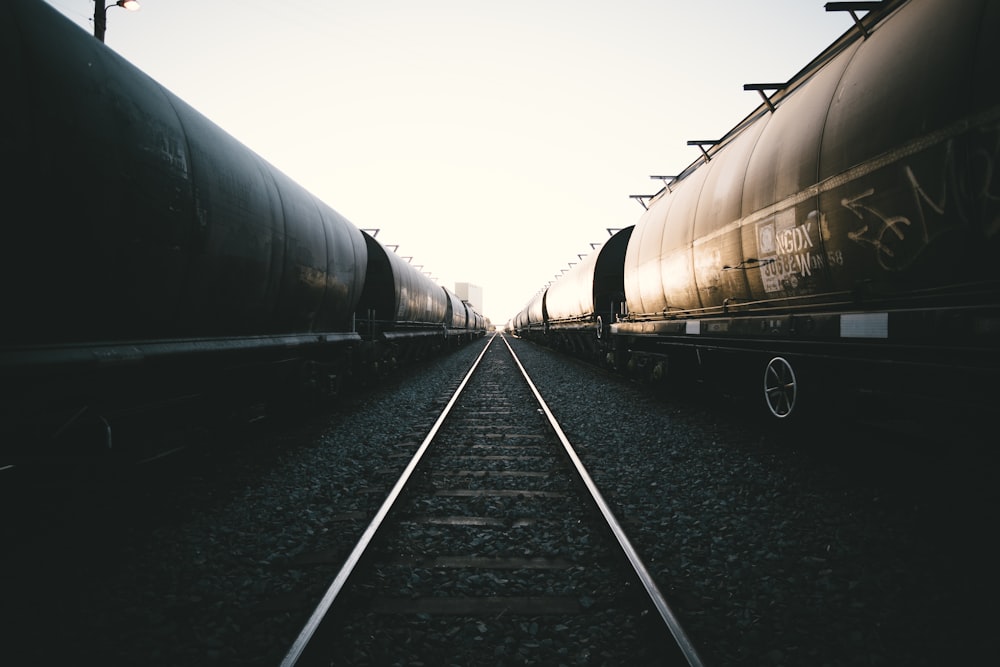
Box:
[825,2,885,38]
[657,0,902,194]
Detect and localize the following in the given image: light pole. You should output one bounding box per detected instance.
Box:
[94,0,140,43]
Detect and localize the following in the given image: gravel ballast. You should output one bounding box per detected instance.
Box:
[505,336,996,666]
[3,334,995,666]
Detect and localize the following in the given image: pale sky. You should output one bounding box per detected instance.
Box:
[45,0,850,324]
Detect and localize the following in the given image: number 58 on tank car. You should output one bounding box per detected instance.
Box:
[511,0,1000,423]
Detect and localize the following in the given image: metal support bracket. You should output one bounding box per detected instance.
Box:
[743,83,786,112]
[687,140,719,163]
[824,2,883,38]
[650,174,677,192]
[629,195,652,210]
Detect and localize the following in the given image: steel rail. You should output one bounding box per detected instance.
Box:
[499,333,707,667]
[280,333,498,667]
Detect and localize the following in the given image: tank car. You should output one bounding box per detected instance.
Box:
[446,289,487,342]
[351,234,486,369]
[443,288,469,334]
[353,231,457,371]
[512,290,547,338]
[526,226,634,357]
[473,310,488,334]
[0,0,473,460]
[515,0,1000,421]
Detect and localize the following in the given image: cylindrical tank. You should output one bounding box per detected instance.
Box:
[354,233,448,331]
[545,227,633,325]
[545,255,599,323]
[623,0,1000,321]
[443,288,470,330]
[1,0,368,345]
[512,290,546,334]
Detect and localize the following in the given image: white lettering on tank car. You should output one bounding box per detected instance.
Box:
[757,209,824,292]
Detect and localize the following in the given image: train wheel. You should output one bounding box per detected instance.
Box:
[763,356,798,418]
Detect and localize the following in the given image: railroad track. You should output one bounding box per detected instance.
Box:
[282,333,704,666]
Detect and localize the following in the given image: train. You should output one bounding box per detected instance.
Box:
[0,0,485,461]
[511,0,1000,423]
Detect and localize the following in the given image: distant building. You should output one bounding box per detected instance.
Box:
[454,282,483,314]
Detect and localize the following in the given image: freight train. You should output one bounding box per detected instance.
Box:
[0,0,485,460]
[511,0,1000,422]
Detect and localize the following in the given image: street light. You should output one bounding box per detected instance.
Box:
[94,0,140,43]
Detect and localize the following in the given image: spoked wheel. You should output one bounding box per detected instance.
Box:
[763,356,798,419]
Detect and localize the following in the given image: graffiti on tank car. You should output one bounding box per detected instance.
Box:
[757,209,827,293]
[913,127,1000,237]
[843,188,916,271]
[905,166,946,217]
[844,125,1000,270]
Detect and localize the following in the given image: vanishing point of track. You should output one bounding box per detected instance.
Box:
[281,333,705,666]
